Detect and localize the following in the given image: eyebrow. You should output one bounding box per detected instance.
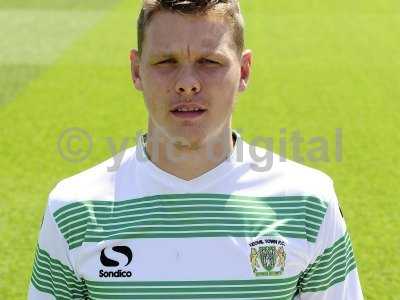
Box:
[149,51,228,61]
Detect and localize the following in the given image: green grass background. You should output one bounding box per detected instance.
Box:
[0,0,398,298]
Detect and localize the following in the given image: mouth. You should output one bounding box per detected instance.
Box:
[170,104,207,120]
[171,109,207,119]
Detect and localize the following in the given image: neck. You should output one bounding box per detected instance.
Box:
[144,129,235,181]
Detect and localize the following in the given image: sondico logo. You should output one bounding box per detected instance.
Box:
[99,246,133,278]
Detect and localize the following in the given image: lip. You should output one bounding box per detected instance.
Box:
[170,109,207,120]
[170,103,207,112]
[170,102,208,120]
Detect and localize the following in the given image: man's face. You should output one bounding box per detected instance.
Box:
[131,11,251,147]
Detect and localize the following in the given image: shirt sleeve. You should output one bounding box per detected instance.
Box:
[296,180,364,299]
[28,191,88,300]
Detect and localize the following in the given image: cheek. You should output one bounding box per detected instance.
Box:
[141,70,173,113]
[142,71,166,94]
[202,65,239,89]
[141,90,165,120]
[202,68,239,99]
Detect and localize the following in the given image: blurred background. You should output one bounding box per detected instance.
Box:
[0,0,399,298]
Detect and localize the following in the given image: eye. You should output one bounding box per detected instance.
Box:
[198,58,219,65]
[156,58,177,65]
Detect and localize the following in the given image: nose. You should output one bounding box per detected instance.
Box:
[175,67,201,97]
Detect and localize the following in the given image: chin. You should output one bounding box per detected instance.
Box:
[168,127,208,149]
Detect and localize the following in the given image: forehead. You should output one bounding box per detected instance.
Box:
[143,11,235,57]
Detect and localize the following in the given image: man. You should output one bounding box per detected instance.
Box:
[28,0,364,299]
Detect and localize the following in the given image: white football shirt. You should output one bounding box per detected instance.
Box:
[28,131,364,300]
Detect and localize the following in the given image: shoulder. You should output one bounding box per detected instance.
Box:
[241,141,336,203]
[46,146,137,213]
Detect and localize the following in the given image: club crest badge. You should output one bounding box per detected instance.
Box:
[249,238,286,276]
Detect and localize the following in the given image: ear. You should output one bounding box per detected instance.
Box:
[130,49,143,91]
[238,49,252,93]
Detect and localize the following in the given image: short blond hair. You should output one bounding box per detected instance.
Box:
[137,0,245,57]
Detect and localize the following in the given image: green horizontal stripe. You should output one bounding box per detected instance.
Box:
[85,284,297,293]
[301,262,357,292]
[54,194,327,220]
[303,237,353,281]
[87,290,295,299]
[30,245,87,298]
[56,201,308,218]
[57,205,323,227]
[31,276,70,300]
[58,210,309,230]
[59,211,317,233]
[302,233,353,280]
[86,217,307,229]
[85,276,299,299]
[33,260,83,293]
[33,247,82,285]
[86,276,299,286]
[59,215,321,240]
[54,197,326,226]
[298,232,357,292]
[53,194,328,249]
[86,223,309,235]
